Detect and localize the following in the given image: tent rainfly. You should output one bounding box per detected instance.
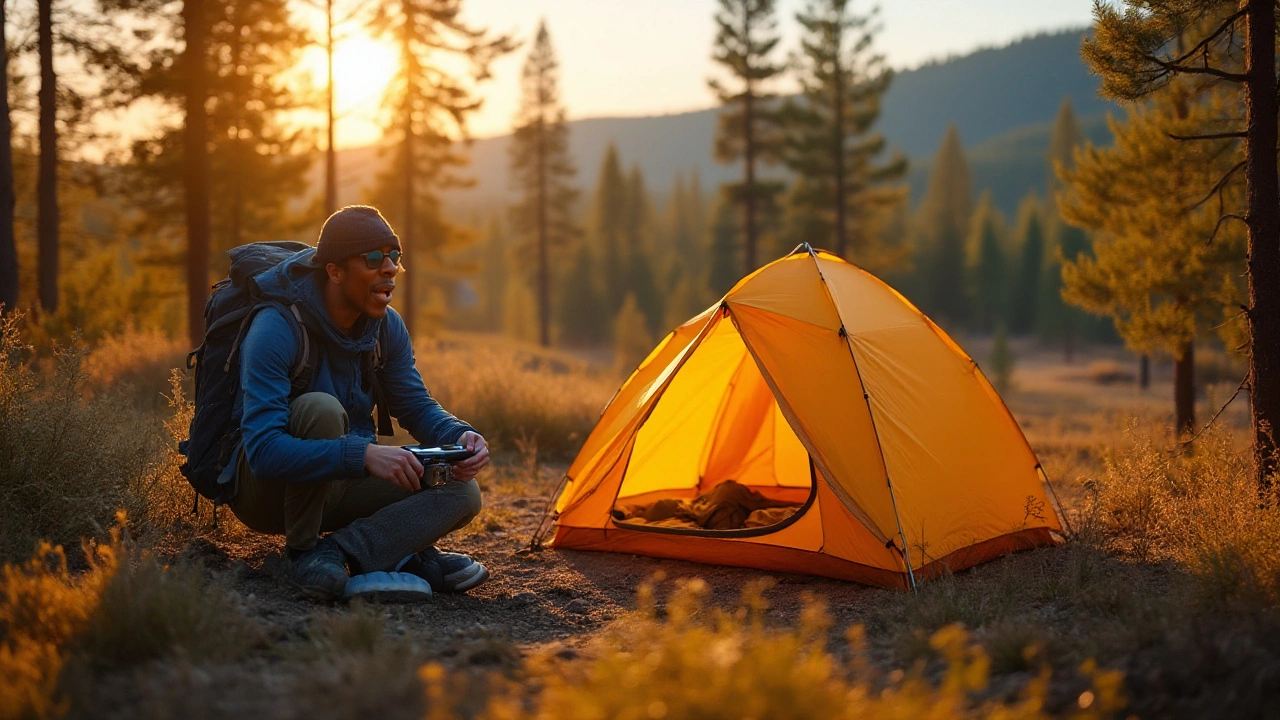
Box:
[533,245,1065,590]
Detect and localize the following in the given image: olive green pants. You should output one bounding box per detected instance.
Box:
[228,392,482,573]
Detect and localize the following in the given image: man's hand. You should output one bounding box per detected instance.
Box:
[452,431,490,481]
[364,443,425,491]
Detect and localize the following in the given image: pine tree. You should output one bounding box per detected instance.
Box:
[589,144,628,312]
[1084,0,1279,483]
[36,0,58,313]
[368,0,514,337]
[988,323,1015,394]
[613,293,653,374]
[1059,83,1245,435]
[0,0,16,314]
[967,193,1007,333]
[709,0,786,274]
[915,125,971,325]
[481,215,506,332]
[556,245,605,345]
[784,0,906,261]
[1007,197,1044,336]
[708,196,741,297]
[509,20,578,347]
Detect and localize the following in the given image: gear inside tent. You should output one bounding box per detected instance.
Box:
[533,245,1065,590]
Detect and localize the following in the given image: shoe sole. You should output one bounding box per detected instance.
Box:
[446,562,489,592]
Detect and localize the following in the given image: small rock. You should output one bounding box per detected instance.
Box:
[564,598,591,615]
[511,592,538,605]
[555,647,579,660]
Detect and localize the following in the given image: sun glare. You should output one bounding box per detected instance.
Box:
[303,34,399,146]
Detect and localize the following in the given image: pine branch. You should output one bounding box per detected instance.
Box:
[1167,130,1246,141]
[1189,160,1245,211]
[1167,9,1246,66]
[1207,213,1246,245]
[1146,55,1247,82]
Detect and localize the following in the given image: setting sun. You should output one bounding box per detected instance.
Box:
[302,34,399,147]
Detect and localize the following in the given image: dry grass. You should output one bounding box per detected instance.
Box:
[413,334,616,461]
[82,327,189,410]
[0,313,172,562]
[0,516,255,720]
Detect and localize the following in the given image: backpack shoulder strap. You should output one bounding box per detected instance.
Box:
[287,304,320,397]
[369,320,393,436]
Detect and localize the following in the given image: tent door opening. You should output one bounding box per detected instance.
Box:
[608,317,815,536]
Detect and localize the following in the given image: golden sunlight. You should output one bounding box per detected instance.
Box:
[302,34,399,146]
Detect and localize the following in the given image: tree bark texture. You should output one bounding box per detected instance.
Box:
[324,0,336,216]
[741,10,757,275]
[400,99,415,338]
[37,0,59,313]
[536,115,549,347]
[0,0,17,314]
[1244,0,1280,491]
[182,0,211,348]
[1174,341,1195,436]
[1139,354,1150,391]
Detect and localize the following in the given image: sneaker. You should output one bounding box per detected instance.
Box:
[396,547,490,593]
[288,536,349,601]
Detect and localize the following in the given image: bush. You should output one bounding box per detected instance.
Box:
[414,335,616,461]
[0,312,171,562]
[0,516,254,719]
[492,578,1126,720]
[1084,424,1280,606]
[82,327,189,410]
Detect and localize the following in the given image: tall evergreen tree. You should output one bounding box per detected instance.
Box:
[0,0,16,314]
[967,193,1007,333]
[915,124,971,325]
[181,0,210,348]
[709,0,786,274]
[480,214,507,332]
[588,144,628,311]
[124,0,314,278]
[707,197,741,297]
[509,20,577,347]
[556,245,605,345]
[1008,197,1044,336]
[1059,84,1245,435]
[36,0,57,313]
[368,0,513,336]
[1084,0,1280,486]
[784,0,906,261]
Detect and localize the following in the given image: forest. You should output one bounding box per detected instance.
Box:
[2,0,1280,718]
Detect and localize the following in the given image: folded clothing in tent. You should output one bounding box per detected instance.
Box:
[613,480,803,531]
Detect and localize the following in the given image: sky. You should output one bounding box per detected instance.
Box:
[315,0,1099,149]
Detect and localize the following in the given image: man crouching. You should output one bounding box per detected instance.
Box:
[229,205,490,600]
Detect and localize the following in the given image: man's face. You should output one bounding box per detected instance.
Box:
[329,245,400,320]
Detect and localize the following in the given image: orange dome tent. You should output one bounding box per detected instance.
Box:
[532,246,1065,590]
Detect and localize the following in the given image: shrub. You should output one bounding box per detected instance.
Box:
[1084,424,1280,606]
[0,312,170,562]
[414,335,615,461]
[493,578,1127,720]
[82,327,189,410]
[0,516,253,718]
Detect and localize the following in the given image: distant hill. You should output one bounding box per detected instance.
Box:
[325,27,1118,218]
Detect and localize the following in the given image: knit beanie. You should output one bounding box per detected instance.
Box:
[312,205,401,266]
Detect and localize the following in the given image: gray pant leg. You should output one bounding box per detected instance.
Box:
[327,479,483,574]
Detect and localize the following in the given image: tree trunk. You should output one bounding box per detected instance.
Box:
[324,0,336,216]
[832,46,846,258]
[741,10,756,275]
[0,0,17,314]
[400,103,415,338]
[536,114,549,347]
[1139,354,1150,391]
[1244,0,1280,492]
[182,0,211,348]
[1174,341,1195,436]
[37,0,58,314]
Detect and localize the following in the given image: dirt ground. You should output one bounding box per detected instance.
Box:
[80,342,1265,719]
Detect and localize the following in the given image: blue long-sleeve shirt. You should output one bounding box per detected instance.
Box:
[235,248,473,483]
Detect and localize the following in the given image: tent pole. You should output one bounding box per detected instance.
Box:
[887,480,919,594]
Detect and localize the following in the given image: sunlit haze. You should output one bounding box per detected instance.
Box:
[322,0,1097,149]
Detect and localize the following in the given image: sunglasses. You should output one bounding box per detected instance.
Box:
[358,249,402,270]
